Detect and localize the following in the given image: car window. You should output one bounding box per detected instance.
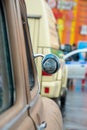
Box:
[23,23,35,90]
[0,2,14,114]
[19,1,35,90]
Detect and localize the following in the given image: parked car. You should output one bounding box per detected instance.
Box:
[66,61,86,79]
[25,0,68,109]
[0,0,63,130]
[64,44,87,89]
[65,42,87,80]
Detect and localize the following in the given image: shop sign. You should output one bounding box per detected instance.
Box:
[58,1,76,10]
[80,25,87,35]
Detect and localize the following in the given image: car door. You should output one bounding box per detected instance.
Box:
[0,0,38,130]
[18,0,46,128]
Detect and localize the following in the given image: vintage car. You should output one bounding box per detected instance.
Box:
[0,0,63,130]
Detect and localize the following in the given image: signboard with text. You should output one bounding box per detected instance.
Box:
[58,1,76,10]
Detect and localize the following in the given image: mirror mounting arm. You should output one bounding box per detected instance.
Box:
[34,54,44,59]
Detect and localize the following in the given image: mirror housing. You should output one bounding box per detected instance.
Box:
[42,54,60,74]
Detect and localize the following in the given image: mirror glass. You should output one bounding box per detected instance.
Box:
[42,54,60,74]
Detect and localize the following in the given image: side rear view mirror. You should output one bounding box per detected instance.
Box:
[42,54,60,74]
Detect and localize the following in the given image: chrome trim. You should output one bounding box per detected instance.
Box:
[34,54,44,59]
[37,121,47,130]
[27,15,42,19]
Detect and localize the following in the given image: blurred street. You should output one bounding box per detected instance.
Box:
[63,79,87,130]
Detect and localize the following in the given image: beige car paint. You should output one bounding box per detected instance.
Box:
[0,0,63,130]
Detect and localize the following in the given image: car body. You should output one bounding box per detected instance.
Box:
[25,0,68,108]
[66,61,86,79]
[0,0,63,130]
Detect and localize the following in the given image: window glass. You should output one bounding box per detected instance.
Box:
[0,2,14,114]
[23,23,35,90]
[19,1,35,90]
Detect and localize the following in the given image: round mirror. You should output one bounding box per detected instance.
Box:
[42,54,60,74]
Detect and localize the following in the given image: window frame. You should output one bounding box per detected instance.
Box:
[19,0,39,91]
